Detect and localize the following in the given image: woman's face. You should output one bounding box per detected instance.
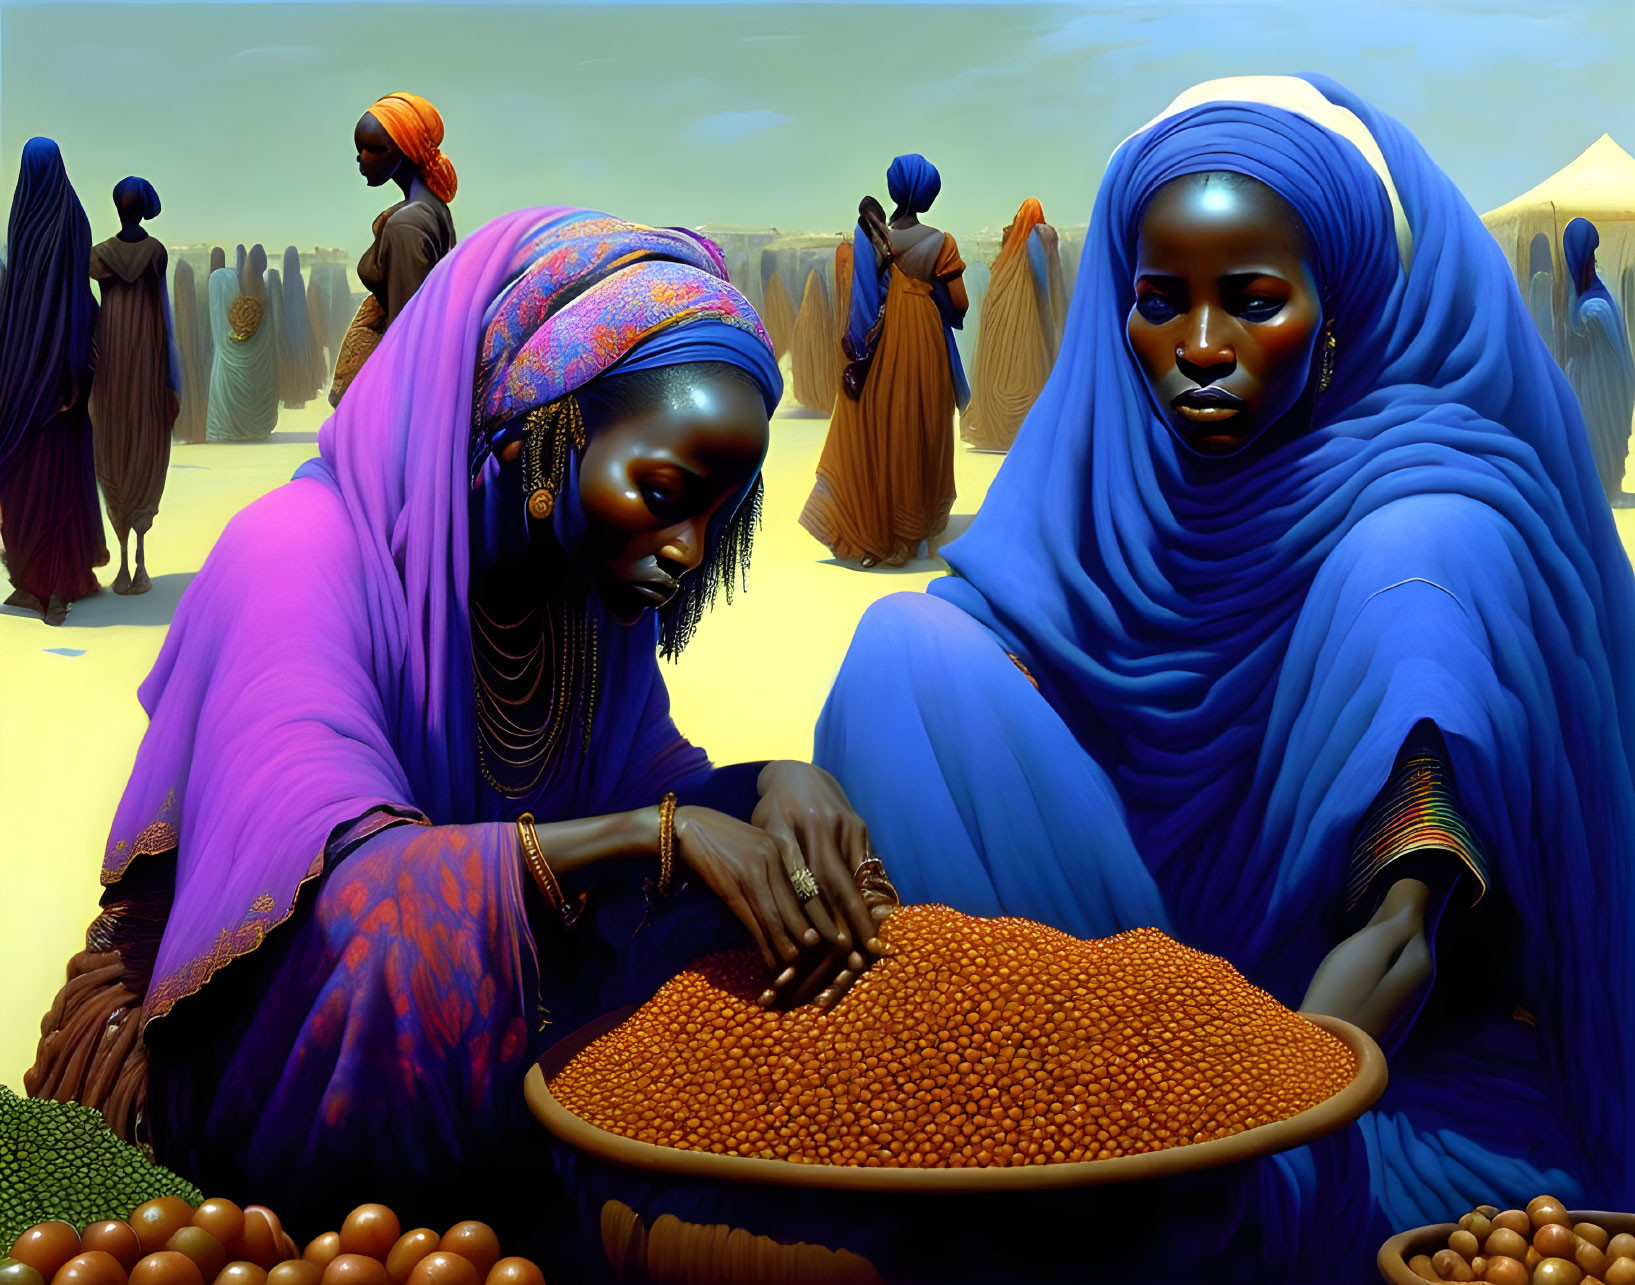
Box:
[571,374,770,627]
[355,114,403,187]
[1126,174,1323,458]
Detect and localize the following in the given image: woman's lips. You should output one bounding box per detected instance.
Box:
[1171,387,1247,425]
[627,579,677,605]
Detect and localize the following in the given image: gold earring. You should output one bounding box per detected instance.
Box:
[1318,325,1338,394]
[523,396,586,521]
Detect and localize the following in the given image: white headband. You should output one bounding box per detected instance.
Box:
[1121,75,1414,276]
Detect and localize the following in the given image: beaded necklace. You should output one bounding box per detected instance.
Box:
[471,575,601,799]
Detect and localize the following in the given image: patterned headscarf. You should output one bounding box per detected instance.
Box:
[468,212,777,482]
[367,92,458,203]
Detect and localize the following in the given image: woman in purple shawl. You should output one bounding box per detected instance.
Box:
[47,209,895,1253]
[0,137,106,625]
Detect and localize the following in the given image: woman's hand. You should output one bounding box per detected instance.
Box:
[752,761,900,1009]
[1299,878,1434,1044]
[672,804,823,987]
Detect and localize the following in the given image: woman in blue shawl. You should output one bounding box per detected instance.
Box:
[0,137,106,625]
[815,76,1635,1277]
[1561,217,1635,507]
[206,263,277,441]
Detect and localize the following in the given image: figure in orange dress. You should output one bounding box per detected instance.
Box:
[961,197,1068,452]
[799,158,969,567]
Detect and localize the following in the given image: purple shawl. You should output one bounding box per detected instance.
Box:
[104,208,775,1024]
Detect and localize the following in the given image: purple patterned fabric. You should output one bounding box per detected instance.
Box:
[102,207,768,1025]
[475,216,770,432]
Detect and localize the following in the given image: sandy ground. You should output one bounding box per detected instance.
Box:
[0,390,1005,1091]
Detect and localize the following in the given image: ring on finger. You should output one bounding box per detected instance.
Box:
[788,866,821,903]
[854,855,888,883]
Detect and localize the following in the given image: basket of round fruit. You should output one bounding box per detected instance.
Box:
[526,905,1388,1282]
[2,1200,549,1285]
[1377,1197,1635,1284]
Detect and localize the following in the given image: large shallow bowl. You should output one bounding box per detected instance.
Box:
[1377,1210,1635,1283]
[525,1003,1386,1194]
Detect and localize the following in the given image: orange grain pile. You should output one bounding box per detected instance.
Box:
[549,906,1356,1169]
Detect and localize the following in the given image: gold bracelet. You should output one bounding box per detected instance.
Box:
[656,792,678,896]
[517,812,580,930]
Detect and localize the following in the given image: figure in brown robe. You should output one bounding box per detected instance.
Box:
[801,172,968,568]
[172,259,207,444]
[330,96,458,406]
[88,177,178,595]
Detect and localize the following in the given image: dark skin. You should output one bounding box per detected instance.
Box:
[355,113,434,207]
[1126,174,1323,459]
[1126,173,1437,1044]
[489,374,896,1007]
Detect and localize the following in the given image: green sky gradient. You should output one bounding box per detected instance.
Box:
[2,2,1632,257]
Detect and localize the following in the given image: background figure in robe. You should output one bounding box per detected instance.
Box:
[800,159,968,567]
[172,259,207,444]
[1561,217,1635,507]
[242,243,268,303]
[330,91,457,407]
[758,267,796,365]
[275,247,315,409]
[234,244,245,277]
[239,245,279,428]
[209,246,226,274]
[0,138,106,625]
[953,258,989,378]
[88,176,180,595]
[206,265,276,441]
[323,264,353,373]
[790,267,837,413]
[303,271,331,389]
[265,266,287,402]
[960,197,1066,452]
[1525,230,1558,362]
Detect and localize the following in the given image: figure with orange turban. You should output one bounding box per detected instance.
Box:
[960,197,1067,453]
[800,160,969,568]
[329,91,457,406]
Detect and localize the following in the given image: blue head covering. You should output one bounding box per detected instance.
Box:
[816,76,1635,1235]
[113,175,161,221]
[845,154,969,407]
[886,153,941,221]
[0,138,97,479]
[1564,217,1610,305]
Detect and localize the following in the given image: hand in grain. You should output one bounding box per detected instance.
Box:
[671,805,823,979]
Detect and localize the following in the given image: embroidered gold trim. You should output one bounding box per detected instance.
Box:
[141,848,327,1029]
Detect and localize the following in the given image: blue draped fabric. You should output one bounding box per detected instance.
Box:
[815,75,1635,1278]
[0,138,97,479]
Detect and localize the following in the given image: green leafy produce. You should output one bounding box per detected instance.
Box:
[0,1084,200,1249]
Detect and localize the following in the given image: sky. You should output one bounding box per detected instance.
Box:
[1,1,1632,256]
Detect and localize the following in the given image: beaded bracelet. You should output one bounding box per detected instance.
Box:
[517,812,582,931]
[655,792,679,896]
